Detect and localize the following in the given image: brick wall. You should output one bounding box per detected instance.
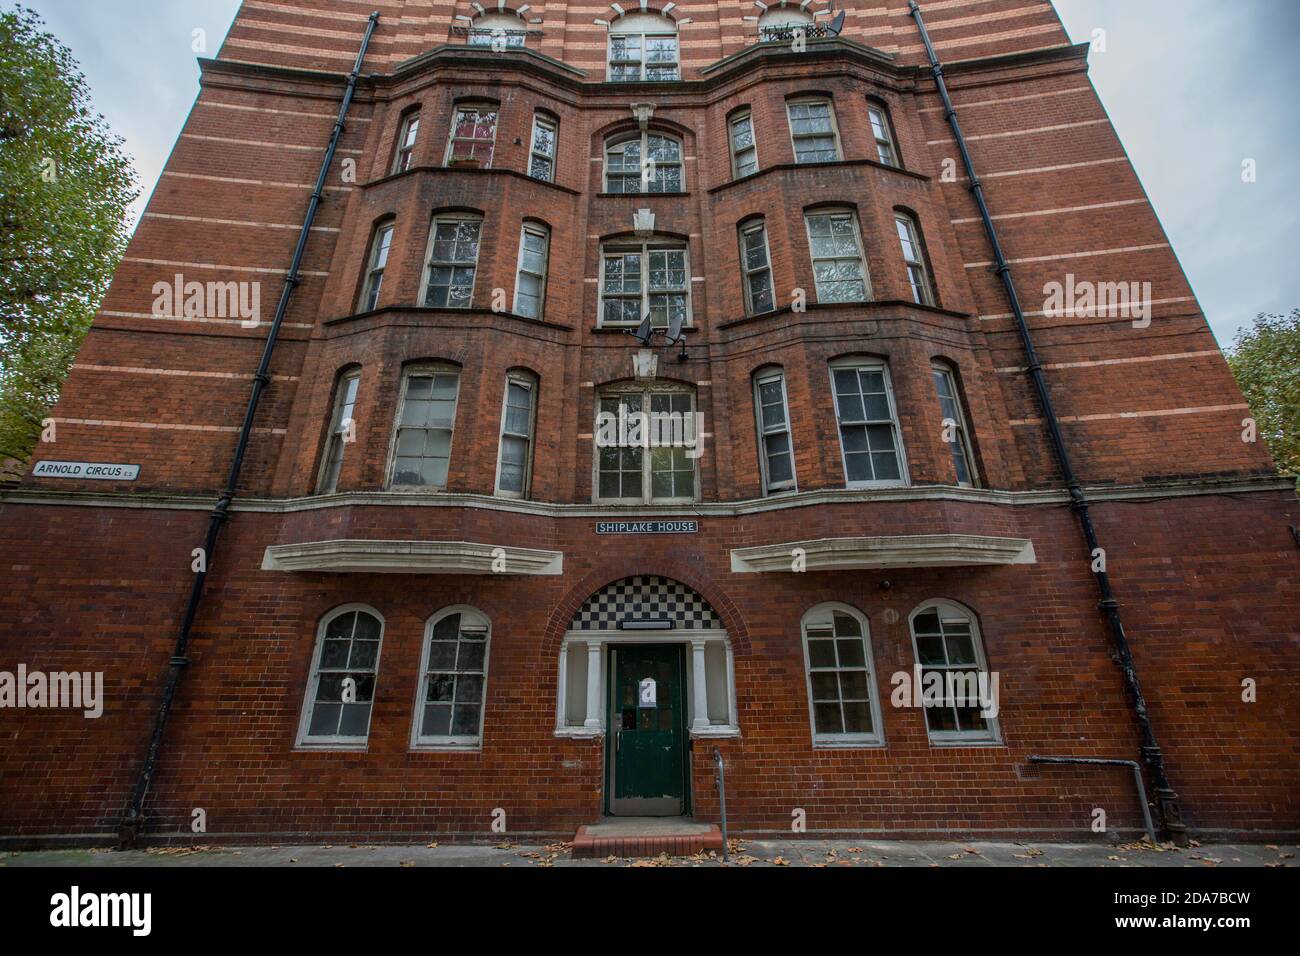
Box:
[0,0,1295,843]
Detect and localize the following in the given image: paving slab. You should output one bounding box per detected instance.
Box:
[1,840,1293,868]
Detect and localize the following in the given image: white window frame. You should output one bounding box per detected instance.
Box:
[801,603,884,748]
[444,103,498,167]
[296,604,385,750]
[828,357,909,488]
[495,371,538,498]
[896,213,934,307]
[593,384,699,505]
[908,600,1000,745]
[597,239,692,329]
[603,130,685,194]
[867,102,899,167]
[528,112,558,182]
[385,363,462,491]
[418,213,482,309]
[513,222,550,319]
[786,97,842,164]
[932,362,978,487]
[753,367,796,494]
[729,110,758,178]
[805,209,871,303]
[410,606,492,750]
[392,110,421,174]
[317,369,360,495]
[739,219,774,316]
[607,14,680,82]
[358,221,394,313]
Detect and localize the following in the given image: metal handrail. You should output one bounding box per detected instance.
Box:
[712,747,730,861]
[1028,755,1158,845]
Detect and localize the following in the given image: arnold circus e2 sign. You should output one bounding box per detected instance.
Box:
[32,461,140,481]
[596,520,698,535]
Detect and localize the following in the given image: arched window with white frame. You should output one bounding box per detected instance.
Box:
[608,12,679,82]
[297,605,384,748]
[829,356,907,487]
[604,130,684,194]
[411,607,491,749]
[513,221,550,319]
[465,12,528,47]
[419,212,482,309]
[908,600,999,743]
[598,236,690,329]
[495,370,538,498]
[801,603,883,747]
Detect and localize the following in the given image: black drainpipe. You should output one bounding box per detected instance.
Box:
[118,11,381,849]
[908,0,1185,841]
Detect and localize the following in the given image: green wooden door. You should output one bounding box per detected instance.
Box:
[608,644,688,816]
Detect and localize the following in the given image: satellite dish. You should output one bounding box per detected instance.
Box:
[827,11,846,36]
[665,309,685,345]
[628,312,654,345]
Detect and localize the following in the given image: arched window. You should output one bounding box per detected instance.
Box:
[728,109,758,178]
[895,211,935,306]
[528,112,558,182]
[595,383,697,503]
[753,366,795,494]
[867,99,901,167]
[419,213,482,308]
[513,221,550,319]
[801,603,883,746]
[931,361,978,487]
[829,356,907,487]
[496,370,538,497]
[387,362,461,490]
[805,207,869,303]
[466,12,527,47]
[412,607,491,748]
[297,605,384,748]
[608,12,679,81]
[787,96,841,163]
[738,218,774,315]
[758,5,814,42]
[391,109,421,174]
[358,219,394,313]
[598,237,690,329]
[908,600,999,743]
[604,130,684,193]
[444,102,498,167]
[317,367,360,495]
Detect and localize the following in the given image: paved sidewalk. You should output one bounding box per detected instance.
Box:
[2,839,1294,868]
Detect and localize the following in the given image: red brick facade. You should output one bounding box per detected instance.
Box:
[0,0,1296,845]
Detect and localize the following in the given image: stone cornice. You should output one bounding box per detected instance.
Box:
[199,38,1090,107]
[729,534,1036,573]
[261,539,564,574]
[4,477,1293,517]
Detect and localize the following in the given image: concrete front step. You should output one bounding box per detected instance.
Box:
[572,817,725,859]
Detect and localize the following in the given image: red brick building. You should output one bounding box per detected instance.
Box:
[1,0,1296,846]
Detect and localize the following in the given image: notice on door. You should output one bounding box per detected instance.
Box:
[638,677,657,708]
[32,461,140,482]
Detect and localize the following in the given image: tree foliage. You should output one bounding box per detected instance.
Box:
[0,5,138,471]
[1227,309,1300,480]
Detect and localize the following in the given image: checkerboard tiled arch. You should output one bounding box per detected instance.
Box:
[570,575,723,631]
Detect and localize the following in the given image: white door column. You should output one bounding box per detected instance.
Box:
[691,639,710,731]
[584,640,604,730]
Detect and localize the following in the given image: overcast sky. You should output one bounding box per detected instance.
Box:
[15,0,1300,348]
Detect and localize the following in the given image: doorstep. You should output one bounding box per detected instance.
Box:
[571,817,724,859]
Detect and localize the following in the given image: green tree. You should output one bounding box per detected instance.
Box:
[1227,309,1300,481]
[0,5,138,474]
